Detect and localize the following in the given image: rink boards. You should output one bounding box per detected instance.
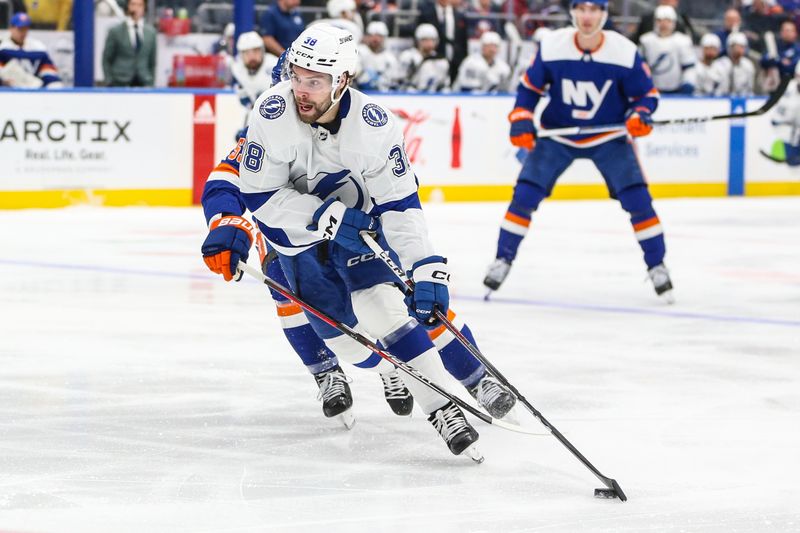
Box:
[1,88,799,209]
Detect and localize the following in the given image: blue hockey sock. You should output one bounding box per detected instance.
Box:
[382,321,437,363]
[618,185,666,269]
[431,322,485,388]
[496,181,545,261]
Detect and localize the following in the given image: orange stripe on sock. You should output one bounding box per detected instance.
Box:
[504,211,530,228]
[633,216,660,231]
[276,302,303,316]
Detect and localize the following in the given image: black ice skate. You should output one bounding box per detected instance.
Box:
[428,401,483,462]
[314,366,355,429]
[647,263,675,304]
[483,258,512,297]
[380,370,414,416]
[469,375,516,419]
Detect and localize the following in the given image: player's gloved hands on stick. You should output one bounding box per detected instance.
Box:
[508,107,536,150]
[202,215,255,281]
[307,198,379,255]
[625,107,654,137]
[406,256,450,326]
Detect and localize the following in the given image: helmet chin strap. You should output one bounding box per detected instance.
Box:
[570,9,608,39]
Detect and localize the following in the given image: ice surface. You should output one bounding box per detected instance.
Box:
[0,198,798,533]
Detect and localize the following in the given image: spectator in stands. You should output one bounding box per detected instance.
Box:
[466,0,505,39]
[634,0,696,44]
[689,33,722,96]
[419,0,468,82]
[760,19,800,77]
[0,13,63,88]
[23,0,72,31]
[101,0,156,87]
[714,8,742,56]
[639,5,695,94]
[260,0,305,56]
[712,32,756,96]
[398,23,450,92]
[743,0,787,53]
[453,30,510,93]
[356,20,400,91]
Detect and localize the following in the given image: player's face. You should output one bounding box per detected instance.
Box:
[702,46,719,62]
[367,34,384,52]
[729,44,745,60]
[655,17,675,36]
[10,26,28,45]
[242,48,264,70]
[290,65,334,124]
[572,4,604,36]
[482,43,498,61]
[419,38,437,55]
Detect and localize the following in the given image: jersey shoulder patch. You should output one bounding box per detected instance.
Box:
[361,102,389,127]
[259,94,287,120]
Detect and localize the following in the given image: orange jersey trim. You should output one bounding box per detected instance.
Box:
[521,73,544,95]
[213,162,239,176]
[573,32,605,55]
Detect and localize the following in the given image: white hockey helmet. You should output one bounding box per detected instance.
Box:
[366,20,389,37]
[726,31,748,49]
[480,31,502,47]
[287,24,359,103]
[654,5,677,21]
[237,31,264,52]
[700,33,722,50]
[327,0,356,18]
[415,23,439,42]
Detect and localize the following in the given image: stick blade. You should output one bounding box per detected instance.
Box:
[594,479,627,501]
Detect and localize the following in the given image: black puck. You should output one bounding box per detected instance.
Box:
[594,488,618,499]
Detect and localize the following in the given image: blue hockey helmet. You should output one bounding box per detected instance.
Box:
[571,0,608,8]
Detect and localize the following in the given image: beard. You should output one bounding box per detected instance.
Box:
[295,97,331,124]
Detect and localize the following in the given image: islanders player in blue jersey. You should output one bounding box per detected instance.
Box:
[483,0,674,303]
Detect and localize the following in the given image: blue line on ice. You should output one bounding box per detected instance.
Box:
[3,258,798,329]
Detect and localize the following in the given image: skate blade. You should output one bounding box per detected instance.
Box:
[337,410,356,430]
[659,289,676,305]
[463,443,484,464]
[483,289,493,301]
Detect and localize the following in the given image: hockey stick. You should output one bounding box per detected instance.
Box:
[360,233,628,501]
[236,260,544,437]
[536,75,792,139]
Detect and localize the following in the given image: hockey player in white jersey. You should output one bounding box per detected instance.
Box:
[711,32,755,97]
[230,31,279,134]
[687,33,722,96]
[761,60,800,166]
[453,31,512,93]
[639,5,695,94]
[356,21,400,92]
[225,24,482,459]
[398,24,450,93]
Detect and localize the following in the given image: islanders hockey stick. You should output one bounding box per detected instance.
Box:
[536,75,792,139]
[236,260,545,437]
[360,233,628,501]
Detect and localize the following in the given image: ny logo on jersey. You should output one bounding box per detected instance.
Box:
[561,79,613,120]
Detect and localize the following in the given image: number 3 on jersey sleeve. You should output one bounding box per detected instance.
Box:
[243,142,265,173]
[389,145,409,177]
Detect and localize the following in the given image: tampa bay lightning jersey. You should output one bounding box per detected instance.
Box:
[516,28,659,148]
[231,82,434,269]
